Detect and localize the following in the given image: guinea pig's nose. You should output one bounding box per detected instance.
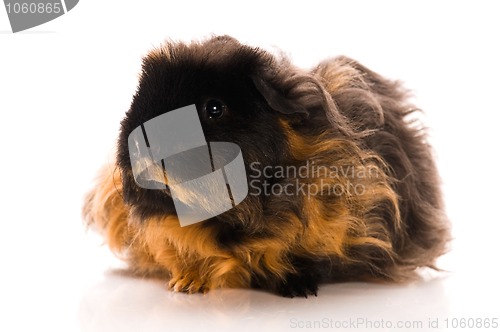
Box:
[128,104,207,190]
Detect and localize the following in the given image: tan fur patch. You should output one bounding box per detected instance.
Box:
[83,167,252,291]
[314,57,369,92]
[278,119,401,266]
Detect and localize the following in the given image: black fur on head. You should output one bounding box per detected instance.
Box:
[117,35,350,227]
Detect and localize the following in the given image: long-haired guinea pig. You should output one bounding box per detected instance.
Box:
[83,35,450,297]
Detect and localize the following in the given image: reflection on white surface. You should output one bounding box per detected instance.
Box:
[79,270,451,332]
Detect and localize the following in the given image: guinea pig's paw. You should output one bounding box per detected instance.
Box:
[168,274,208,294]
[277,271,319,298]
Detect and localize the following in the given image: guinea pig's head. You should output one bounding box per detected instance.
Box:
[117,36,346,231]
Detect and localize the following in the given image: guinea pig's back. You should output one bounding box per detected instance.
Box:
[313,56,449,269]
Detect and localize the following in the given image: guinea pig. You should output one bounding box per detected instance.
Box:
[83,35,450,297]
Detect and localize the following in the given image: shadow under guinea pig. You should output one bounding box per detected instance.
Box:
[78,269,451,332]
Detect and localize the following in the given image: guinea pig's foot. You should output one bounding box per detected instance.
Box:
[168,274,208,294]
[277,271,319,298]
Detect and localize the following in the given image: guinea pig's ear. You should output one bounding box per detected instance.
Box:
[251,76,309,116]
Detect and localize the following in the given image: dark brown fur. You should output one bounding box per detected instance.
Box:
[83,36,450,297]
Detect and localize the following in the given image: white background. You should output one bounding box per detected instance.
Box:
[1,1,499,331]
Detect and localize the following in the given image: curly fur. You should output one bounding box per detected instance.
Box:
[83,36,450,297]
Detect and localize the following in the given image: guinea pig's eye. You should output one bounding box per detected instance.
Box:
[203,99,227,119]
